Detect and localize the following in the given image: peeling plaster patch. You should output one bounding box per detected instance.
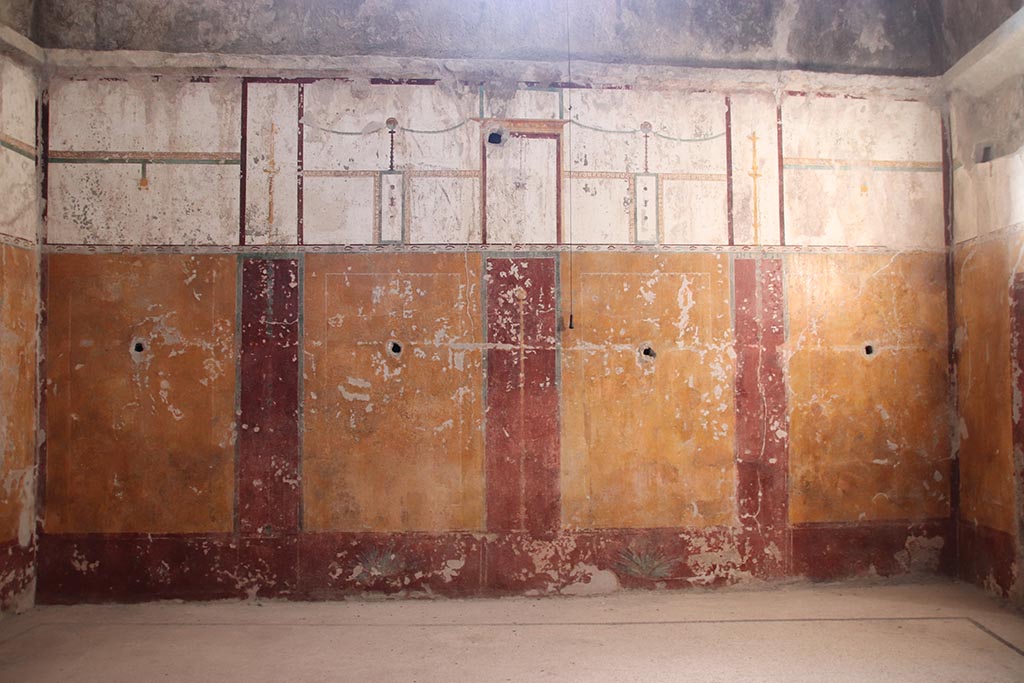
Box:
[561,565,620,595]
[338,384,371,402]
[440,557,465,582]
[896,535,945,573]
[70,549,100,574]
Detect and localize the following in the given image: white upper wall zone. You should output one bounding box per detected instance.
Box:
[43,75,946,250]
[782,94,944,250]
[0,56,38,244]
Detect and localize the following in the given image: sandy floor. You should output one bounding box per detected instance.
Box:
[1,579,1022,681]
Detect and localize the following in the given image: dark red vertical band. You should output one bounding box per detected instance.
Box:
[725,95,734,246]
[1011,273,1024,565]
[35,256,48,534]
[239,258,301,536]
[776,104,786,246]
[485,257,560,535]
[733,257,789,577]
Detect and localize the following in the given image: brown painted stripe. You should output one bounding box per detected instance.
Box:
[733,257,789,578]
[48,150,240,163]
[485,257,560,535]
[238,259,301,538]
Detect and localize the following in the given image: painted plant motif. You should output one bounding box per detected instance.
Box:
[353,545,407,586]
[614,544,680,580]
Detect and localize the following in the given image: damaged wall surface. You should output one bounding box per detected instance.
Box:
[0,54,39,612]
[28,68,959,602]
[950,75,1024,600]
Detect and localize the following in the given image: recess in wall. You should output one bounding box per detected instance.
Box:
[388,340,403,357]
[974,142,994,163]
[864,344,874,356]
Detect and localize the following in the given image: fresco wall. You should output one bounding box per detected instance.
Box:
[950,78,1024,599]
[34,72,955,601]
[0,55,39,612]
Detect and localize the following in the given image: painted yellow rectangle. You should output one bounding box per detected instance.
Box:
[0,244,37,543]
[44,254,237,534]
[560,253,736,529]
[302,253,485,532]
[955,238,1015,534]
[787,252,951,523]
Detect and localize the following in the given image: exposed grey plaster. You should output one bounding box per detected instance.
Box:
[951,75,1024,165]
[933,0,1024,69]
[0,0,33,37]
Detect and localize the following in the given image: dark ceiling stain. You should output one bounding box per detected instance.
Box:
[13,0,1023,76]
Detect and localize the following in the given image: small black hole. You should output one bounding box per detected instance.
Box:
[487,131,503,145]
[390,341,402,355]
[864,345,874,356]
[134,342,145,353]
[642,346,656,359]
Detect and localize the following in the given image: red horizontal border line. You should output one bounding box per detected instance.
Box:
[243,77,319,84]
[369,78,439,86]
